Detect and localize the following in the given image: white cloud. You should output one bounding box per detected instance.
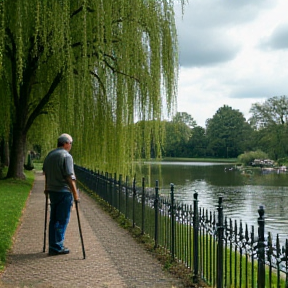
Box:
[175,0,288,127]
[260,23,288,50]
[178,27,241,67]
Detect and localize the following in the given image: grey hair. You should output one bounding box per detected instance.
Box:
[57,133,73,147]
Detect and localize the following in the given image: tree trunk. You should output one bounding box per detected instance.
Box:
[4,140,10,166]
[6,127,26,179]
[0,139,4,166]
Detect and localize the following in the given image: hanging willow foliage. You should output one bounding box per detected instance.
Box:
[0,0,184,178]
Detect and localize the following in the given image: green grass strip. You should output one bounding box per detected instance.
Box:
[0,170,34,271]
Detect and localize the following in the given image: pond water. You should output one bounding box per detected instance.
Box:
[136,161,288,244]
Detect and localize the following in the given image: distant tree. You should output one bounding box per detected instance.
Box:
[162,112,195,157]
[172,112,197,128]
[249,96,288,159]
[252,124,288,160]
[163,120,192,157]
[187,126,207,157]
[249,95,288,129]
[206,105,252,158]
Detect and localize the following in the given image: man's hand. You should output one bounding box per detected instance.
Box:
[74,198,80,204]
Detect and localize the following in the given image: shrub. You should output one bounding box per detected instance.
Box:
[238,150,269,166]
[277,157,288,166]
[24,152,34,170]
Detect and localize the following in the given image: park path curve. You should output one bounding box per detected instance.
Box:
[0,173,184,288]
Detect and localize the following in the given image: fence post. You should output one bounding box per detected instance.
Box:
[118,174,122,214]
[141,177,145,235]
[109,173,112,207]
[193,192,199,283]
[125,176,129,219]
[217,196,224,288]
[285,239,288,288]
[132,177,136,228]
[154,180,159,248]
[170,183,175,260]
[105,172,108,203]
[114,173,117,209]
[251,226,255,288]
[257,205,265,288]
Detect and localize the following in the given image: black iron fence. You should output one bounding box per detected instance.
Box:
[75,165,288,288]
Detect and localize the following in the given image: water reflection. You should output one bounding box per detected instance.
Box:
[136,161,288,244]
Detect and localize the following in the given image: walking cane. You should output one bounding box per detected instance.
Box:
[75,200,86,259]
[43,192,48,252]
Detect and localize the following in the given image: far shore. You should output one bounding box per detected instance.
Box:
[159,157,237,163]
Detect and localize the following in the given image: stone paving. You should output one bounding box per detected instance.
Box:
[0,173,184,288]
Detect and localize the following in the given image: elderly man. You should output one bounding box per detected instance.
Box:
[43,133,80,256]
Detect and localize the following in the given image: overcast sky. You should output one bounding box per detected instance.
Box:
[174,0,288,127]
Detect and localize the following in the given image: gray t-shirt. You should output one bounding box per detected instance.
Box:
[43,148,76,192]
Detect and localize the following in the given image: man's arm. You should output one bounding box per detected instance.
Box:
[66,176,80,202]
[43,172,48,195]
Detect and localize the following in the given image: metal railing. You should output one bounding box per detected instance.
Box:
[75,165,288,288]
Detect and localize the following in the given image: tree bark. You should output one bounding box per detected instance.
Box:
[0,139,9,167]
[4,141,9,167]
[6,126,26,179]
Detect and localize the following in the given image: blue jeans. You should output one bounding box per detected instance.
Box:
[48,192,73,251]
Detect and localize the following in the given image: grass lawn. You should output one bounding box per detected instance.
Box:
[0,170,34,272]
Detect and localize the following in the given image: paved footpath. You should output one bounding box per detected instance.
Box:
[0,173,184,288]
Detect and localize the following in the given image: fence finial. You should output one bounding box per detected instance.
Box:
[257,205,265,288]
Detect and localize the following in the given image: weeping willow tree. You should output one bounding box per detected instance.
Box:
[0,0,183,179]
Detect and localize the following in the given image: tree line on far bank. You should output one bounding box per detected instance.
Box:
[159,95,288,165]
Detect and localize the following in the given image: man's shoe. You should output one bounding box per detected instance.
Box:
[48,247,70,256]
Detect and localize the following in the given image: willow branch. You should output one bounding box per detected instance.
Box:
[24,70,63,134]
[90,70,106,95]
[103,57,140,82]
[5,28,19,108]
[71,5,95,18]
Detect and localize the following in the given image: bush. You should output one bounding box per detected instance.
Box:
[238,150,269,166]
[277,157,288,166]
[24,152,34,171]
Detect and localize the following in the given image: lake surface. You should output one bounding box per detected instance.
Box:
[136,161,288,244]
